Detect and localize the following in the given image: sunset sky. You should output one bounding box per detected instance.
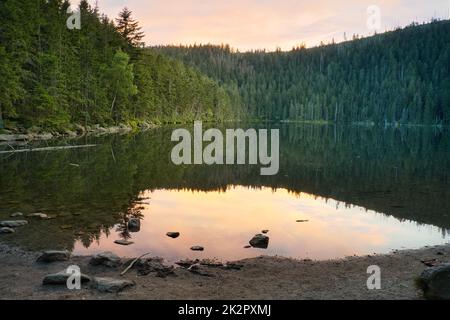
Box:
[85,0,450,51]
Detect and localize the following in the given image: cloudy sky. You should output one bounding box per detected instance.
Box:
[84,0,450,51]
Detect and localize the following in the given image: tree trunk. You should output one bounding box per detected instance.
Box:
[110,92,117,120]
[0,102,4,129]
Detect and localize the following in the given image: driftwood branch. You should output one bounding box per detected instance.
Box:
[0,144,97,155]
[120,252,152,276]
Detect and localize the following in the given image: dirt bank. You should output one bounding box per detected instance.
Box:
[0,243,448,300]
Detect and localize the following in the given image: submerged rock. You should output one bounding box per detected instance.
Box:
[114,239,134,246]
[37,250,71,263]
[418,263,450,300]
[0,227,15,234]
[90,251,121,268]
[27,213,49,220]
[0,220,28,228]
[190,246,204,251]
[166,232,180,239]
[10,212,24,218]
[127,218,141,232]
[249,234,269,249]
[93,277,135,293]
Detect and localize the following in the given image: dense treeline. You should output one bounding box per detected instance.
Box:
[157,20,450,125]
[0,0,240,131]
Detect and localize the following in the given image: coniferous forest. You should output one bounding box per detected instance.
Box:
[158,20,450,125]
[1,0,449,131]
[0,0,241,131]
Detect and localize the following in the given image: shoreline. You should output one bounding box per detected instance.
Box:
[0,243,447,300]
[0,122,158,144]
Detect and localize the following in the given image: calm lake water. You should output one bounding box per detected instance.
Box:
[1,123,449,262]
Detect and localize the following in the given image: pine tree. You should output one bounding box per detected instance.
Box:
[115,7,145,49]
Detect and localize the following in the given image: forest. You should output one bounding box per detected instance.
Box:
[0,0,241,132]
[158,20,450,125]
[1,0,449,131]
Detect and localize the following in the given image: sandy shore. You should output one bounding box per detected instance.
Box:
[0,243,447,300]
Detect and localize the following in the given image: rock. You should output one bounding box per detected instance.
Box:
[0,134,28,142]
[244,245,252,249]
[249,234,269,249]
[135,258,175,277]
[114,239,134,246]
[93,277,135,293]
[0,220,28,228]
[43,270,91,285]
[60,225,73,230]
[127,218,141,232]
[75,124,86,134]
[10,212,24,218]
[175,259,199,269]
[166,232,180,239]
[191,246,204,251]
[200,259,224,268]
[27,213,49,219]
[188,264,213,277]
[37,250,71,263]
[0,227,15,234]
[296,220,309,223]
[421,259,440,267]
[262,230,269,234]
[90,251,121,268]
[224,263,244,270]
[418,263,450,300]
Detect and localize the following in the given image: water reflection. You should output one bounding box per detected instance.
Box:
[0,124,449,260]
[74,187,450,261]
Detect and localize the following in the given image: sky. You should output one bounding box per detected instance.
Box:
[83,0,450,51]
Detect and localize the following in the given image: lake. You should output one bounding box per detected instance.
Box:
[1,123,449,263]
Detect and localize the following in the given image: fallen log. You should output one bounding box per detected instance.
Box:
[0,144,97,154]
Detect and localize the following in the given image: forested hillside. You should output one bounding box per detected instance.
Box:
[158,20,450,125]
[0,0,241,131]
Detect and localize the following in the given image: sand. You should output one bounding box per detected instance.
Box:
[0,243,448,300]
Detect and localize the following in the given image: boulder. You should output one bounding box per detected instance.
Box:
[114,239,134,246]
[37,250,71,263]
[0,227,15,234]
[190,246,204,251]
[418,263,450,300]
[166,232,180,239]
[0,220,28,228]
[90,251,121,268]
[93,277,135,293]
[127,218,141,232]
[43,270,91,285]
[249,234,269,249]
